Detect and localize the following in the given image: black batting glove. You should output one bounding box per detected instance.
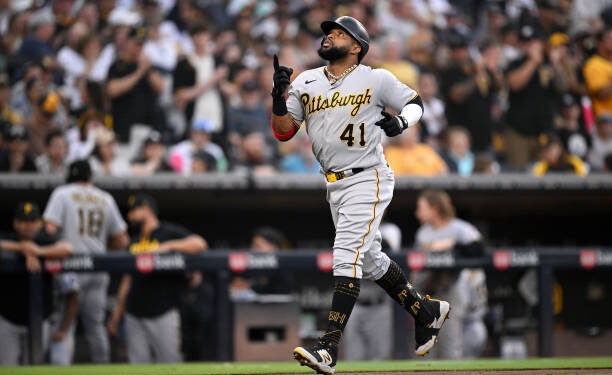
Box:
[271,54,294,98]
[374,111,408,137]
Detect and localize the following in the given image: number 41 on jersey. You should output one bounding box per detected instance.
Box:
[340,122,366,147]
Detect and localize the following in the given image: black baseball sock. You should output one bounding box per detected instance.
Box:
[321,276,360,347]
[375,260,427,320]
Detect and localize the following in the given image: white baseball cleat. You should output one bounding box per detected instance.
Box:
[414,295,451,356]
[293,341,337,375]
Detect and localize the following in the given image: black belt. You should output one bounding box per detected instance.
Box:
[324,168,364,182]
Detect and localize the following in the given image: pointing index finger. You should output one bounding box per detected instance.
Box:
[273,54,279,71]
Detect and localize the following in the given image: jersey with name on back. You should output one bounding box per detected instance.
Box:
[43,183,127,255]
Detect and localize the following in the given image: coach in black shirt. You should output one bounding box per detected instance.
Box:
[107,194,206,364]
[0,202,73,366]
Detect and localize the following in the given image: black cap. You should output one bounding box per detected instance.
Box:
[144,130,162,145]
[66,159,92,183]
[321,16,370,62]
[127,193,158,214]
[15,202,41,221]
[7,125,28,141]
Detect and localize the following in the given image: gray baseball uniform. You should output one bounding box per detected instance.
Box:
[44,183,127,364]
[414,218,487,359]
[43,183,126,255]
[286,64,417,279]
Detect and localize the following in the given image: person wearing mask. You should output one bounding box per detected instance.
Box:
[107,194,207,363]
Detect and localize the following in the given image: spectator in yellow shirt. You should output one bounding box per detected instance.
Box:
[583,28,612,116]
[531,134,587,176]
[384,125,448,176]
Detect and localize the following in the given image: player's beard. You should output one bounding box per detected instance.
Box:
[317,43,350,62]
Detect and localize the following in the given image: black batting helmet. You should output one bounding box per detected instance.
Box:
[321,16,370,62]
[67,159,92,183]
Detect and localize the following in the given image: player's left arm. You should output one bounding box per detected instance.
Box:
[374,69,424,137]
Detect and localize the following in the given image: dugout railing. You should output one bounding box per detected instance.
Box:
[0,248,610,364]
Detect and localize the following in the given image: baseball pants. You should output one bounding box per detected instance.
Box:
[125,308,182,364]
[75,273,110,363]
[0,314,50,366]
[327,166,394,280]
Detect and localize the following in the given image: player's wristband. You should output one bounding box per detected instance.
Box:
[272,95,288,116]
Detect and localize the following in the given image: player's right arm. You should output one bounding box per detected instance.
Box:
[43,188,66,236]
[270,55,301,141]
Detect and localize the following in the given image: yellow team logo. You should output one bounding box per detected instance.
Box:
[301,88,372,117]
[24,203,32,214]
[130,237,159,254]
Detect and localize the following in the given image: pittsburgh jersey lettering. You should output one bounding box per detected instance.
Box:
[301,88,372,117]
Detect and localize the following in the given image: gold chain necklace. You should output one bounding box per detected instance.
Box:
[325,64,357,83]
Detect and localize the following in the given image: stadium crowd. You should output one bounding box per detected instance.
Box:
[2,0,612,178]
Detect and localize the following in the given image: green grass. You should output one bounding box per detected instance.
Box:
[1,357,611,375]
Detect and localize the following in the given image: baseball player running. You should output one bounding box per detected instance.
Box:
[271,16,450,375]
[43,160,129,363]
